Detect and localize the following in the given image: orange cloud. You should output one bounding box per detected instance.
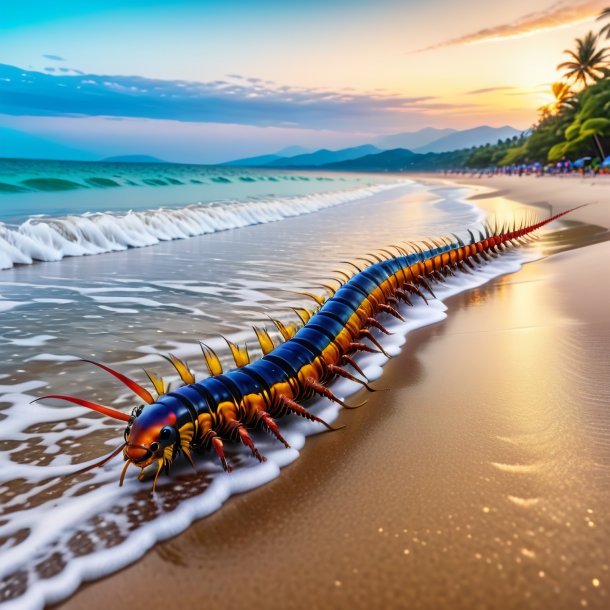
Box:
[418,0,606,52]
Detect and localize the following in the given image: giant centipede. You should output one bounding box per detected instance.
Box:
[36,207,579,492]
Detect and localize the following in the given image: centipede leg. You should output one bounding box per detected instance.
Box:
[211,433,233,472]
[231,422,266,462]
[404,283,428,304]
[378,303,405,321]
[395,289,413,306]
[339,354,369,380]
[327,364,377,392]
[305,377,365,409]
[367,316,392,335]
[358,329,390,358]
[151,458,164,495]
[258,411,290,448]
[278,395,343,431]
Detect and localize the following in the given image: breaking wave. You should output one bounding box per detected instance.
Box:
[0,182,406,270]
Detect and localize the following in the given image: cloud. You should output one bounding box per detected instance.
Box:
[418,0,605,52]
[42,54,65,61]
[465,86,517,95]
[0,63,456,131]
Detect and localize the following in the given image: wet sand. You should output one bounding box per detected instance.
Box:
[58,176,610,610]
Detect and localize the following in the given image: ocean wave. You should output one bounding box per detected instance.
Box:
[0,182,406,270]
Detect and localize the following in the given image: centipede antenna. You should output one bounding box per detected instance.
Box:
[33,395,132,421]
[66,442,127,478]
[80,359,154,405]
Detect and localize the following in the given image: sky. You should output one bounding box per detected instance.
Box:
[0,0,608,163]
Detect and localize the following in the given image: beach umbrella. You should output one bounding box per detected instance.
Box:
[601,156,610,167]
[573,157,592,168]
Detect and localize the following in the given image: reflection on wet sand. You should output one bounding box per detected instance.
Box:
[60,213,610,610]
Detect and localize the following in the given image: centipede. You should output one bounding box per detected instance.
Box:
[35,207,580,492]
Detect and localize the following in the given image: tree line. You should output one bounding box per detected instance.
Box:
[461,8,610,169]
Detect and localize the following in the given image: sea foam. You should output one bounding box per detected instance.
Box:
[0,182,407,270]
[0,245,528,610]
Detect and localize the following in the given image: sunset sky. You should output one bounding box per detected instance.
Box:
[0,0,607,162]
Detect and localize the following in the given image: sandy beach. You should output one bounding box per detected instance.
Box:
[52,175,609,610]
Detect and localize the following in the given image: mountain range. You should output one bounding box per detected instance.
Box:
[223,125,522,168]
[0,124,522,167]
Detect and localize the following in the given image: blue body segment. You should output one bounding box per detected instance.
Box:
[167,243,460,418]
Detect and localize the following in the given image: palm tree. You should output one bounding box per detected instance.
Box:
[538,81,576,116]
[598,7,610,39]
[557,32,609,88]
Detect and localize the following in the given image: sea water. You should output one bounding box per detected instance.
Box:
[0,161,530,609]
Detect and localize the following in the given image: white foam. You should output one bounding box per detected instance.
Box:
[0,182,409,270]
[0,246,528,610]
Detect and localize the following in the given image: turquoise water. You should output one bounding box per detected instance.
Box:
[0,172,490,609]
[0,159,399,270]
[0,158,378,222]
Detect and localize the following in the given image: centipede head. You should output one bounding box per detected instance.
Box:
[122,402,181,490]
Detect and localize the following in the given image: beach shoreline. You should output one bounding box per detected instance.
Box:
[52,175,609,610]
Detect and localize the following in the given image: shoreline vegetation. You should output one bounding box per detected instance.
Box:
[323,9,610,175]
[2,13,609,181]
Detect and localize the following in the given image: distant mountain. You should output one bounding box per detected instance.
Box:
[321,147,475,172]
[223,153,283,167]
[223,145,313,166]
[265,144,384,168]
[274,145,311,156]
[0,126,96,161]
[375,127,457,151]
[414,125,522,154]
[101,154,167,163]
[322,148,419,172]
